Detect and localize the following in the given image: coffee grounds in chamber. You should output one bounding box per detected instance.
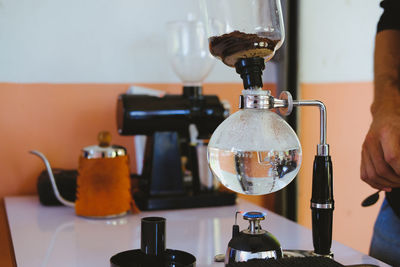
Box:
[209,31,280,67]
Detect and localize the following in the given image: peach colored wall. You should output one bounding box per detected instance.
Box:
[297,82,382,254]
[0,82,276,210]
[0,83,235,197]
[0,83,136,197]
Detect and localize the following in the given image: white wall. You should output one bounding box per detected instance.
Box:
[297,0,386,254]
[299,0,382,83]
[0,0,382,83]
[0,0,280,84]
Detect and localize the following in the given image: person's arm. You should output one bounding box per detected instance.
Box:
[360,29,400,191]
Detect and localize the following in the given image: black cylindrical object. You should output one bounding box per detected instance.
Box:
[183,86,202,98]
[312,209,333,255]
[235,57,265,89]
[37,169,77,206]
[141,217,166,256]
[110,216,196,267]
[311,155,334,256]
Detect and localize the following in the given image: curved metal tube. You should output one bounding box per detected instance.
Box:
[292,100,329,156]
[292,100,326,145]
[29,150,75,207]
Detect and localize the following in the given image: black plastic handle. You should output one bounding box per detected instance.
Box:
[311,155,334,256]
[141,217,166,256]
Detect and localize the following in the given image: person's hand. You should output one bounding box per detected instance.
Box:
[361,106,400,192]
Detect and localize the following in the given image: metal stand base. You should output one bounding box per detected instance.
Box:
[283,249,334,258]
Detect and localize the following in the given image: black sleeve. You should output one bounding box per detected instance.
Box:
[377,0,400,220]
[377,0,400,32]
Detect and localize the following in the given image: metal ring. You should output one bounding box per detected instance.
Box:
[310,203,333,209]
[277,91,293,116]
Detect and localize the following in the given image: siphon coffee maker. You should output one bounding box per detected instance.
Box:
[117,16,236,211]
[201,0,334,264]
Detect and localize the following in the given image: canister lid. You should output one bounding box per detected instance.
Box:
[243,211,266,221]
[82,131,126,159]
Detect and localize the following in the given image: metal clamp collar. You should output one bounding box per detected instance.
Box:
[239,94,274,109]
[239,89,291,111]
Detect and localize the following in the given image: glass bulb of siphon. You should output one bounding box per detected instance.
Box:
[207,92,302,195]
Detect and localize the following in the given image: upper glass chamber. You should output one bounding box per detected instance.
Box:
[201,0,285,67]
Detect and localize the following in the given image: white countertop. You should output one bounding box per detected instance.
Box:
[5,196,388,267]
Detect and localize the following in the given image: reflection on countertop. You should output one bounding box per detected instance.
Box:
[5,196,389,267]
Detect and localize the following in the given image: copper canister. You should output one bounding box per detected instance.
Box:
[75,132,134,218]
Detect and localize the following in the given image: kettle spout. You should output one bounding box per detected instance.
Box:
[29,150,75,207]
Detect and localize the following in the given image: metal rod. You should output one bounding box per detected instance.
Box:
[292,100,329,156]
[249,221,256,233]
[235,211,242,225]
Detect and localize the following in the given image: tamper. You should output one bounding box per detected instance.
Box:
[110,217,196,267]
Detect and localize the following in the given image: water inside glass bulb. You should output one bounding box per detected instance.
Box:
[207,108,302,195]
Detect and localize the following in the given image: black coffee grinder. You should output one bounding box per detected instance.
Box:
[117,18,236,211]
